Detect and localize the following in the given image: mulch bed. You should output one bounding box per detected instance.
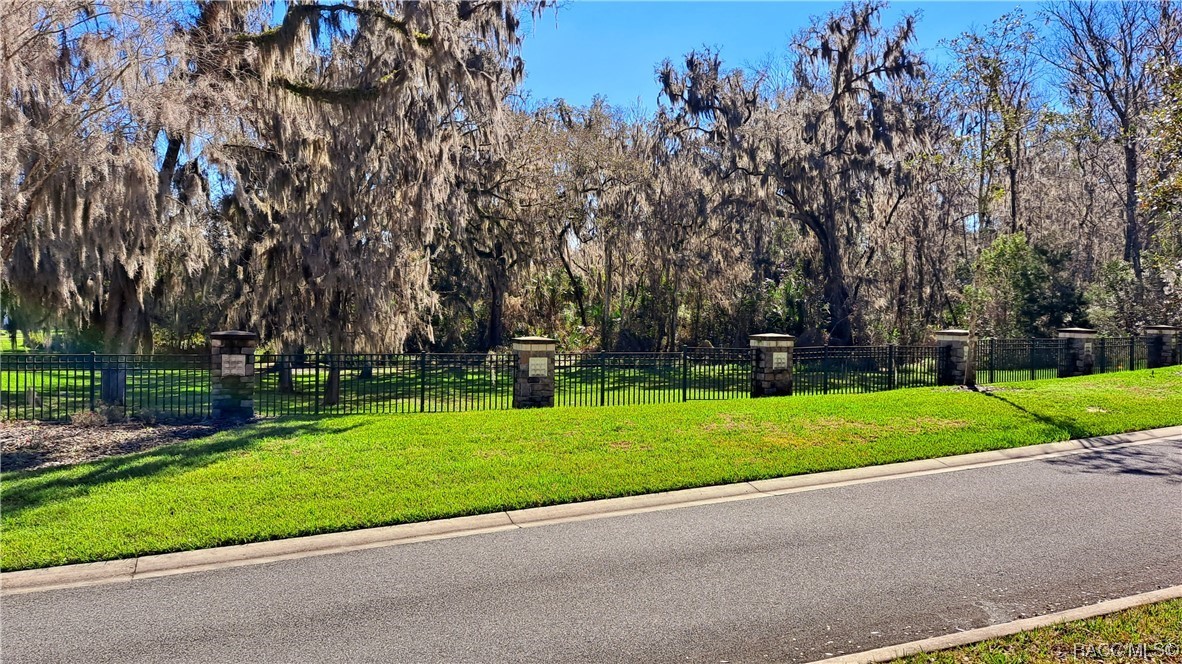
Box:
[1,421,225,473]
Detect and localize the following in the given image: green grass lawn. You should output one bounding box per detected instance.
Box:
[893,598,1182,663]
[3,368,1181,571]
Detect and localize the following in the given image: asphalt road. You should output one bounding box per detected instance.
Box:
[4,438,1180,664]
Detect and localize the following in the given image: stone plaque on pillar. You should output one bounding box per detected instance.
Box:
[528,356,549,378]
[221,354,247,377]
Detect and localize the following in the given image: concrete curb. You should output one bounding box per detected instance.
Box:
[3,425,1180,595]
[808,585,1182,663]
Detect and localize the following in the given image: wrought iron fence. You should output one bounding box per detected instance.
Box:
[255,352,514,416]
[793,345,943,396]
[554,348,755,407]
[1091,337,1151,374]
[973,338,1062,384]
[684,347,755,400]
[3,333,1175,422]
[1,353,210,421]
[555,352,682,406]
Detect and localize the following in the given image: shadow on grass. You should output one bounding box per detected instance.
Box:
[979,390,1181,482]
[1,417,361,518]
[979,391,1091,440]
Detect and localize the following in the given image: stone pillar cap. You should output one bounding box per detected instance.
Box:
[1143,325,1180,332]
[1057,327,1097,336]
[749,333,795,348]
[511,336,557,350]
[211,330,259,341]
[934,329,969,336]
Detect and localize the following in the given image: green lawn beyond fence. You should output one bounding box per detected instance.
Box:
[1,337,1176,421]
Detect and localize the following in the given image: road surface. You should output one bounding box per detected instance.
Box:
[4,437,1180,663]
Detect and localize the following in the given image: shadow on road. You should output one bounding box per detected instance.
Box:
[1042,440,1182,484]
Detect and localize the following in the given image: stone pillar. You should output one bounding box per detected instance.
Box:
[1057,327,1097,377]
[512,336,557,408]
[211,330,258,421]
[935,329,972,386]
[1144,325,1180,368]
[749,333,794,397]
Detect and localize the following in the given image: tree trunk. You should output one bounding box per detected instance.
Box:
[322,297,345,407]
[485,273,506,350]
[810,217,854,346]
[1008,162,1020,235]
[601,239,613,350]
[1122,142,1142,279]
[559,228,589,327]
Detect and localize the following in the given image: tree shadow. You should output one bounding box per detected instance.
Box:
[977,391,1181,483]
[978,390,1091,440]
[1043,440,1182,484]
[1,417,363,518]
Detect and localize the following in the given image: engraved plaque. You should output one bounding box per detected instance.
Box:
[221,354,247,376]
[772,352,788,370]
[1084,342,1094,355]
[528,356,549,378]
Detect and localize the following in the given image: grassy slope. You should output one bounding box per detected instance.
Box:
[3,368,1181,571]
[894,599,1182,663]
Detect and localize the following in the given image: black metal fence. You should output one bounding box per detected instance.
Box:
[255,352,514,416]
[1,353,210,421]
[554,348,753,407]
[3,335,1177,422]
[793,345,944,395]
[972,336,1157,384]
[1090,337,1149,374]
[974,338,1063,384]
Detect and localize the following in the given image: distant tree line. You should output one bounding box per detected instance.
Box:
[3,0,1181,354]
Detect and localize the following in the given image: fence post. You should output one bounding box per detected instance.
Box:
[314,352,321,415]
[598,352,606,406]
[681,348,688,402]
[512,336,556,408]
[749,333,795,397]
[888,344,897,390]
[989,338,995,384]
[89,351,97,412]
[419,352,427,413]
[934,329,971,387]
[1143,325,1180,369]
[210,330,258,421]
[1029,341,1036,381]
[1057,328,1096,378]
[822,344,830,394]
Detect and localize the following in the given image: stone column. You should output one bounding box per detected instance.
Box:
[935,329,972,386]
[211,330,258,421]
[1057,327,1097,377]
[749,333,794,397]
[512,336,557,408]
[1144,325,1180,368]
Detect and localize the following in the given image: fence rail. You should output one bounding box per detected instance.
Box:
[1,353,209,421]
[255,352,514,417]
[793,345,943,395]
[974,338,1062,384]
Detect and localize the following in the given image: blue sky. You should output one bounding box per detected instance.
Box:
[520,1,1039,113]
